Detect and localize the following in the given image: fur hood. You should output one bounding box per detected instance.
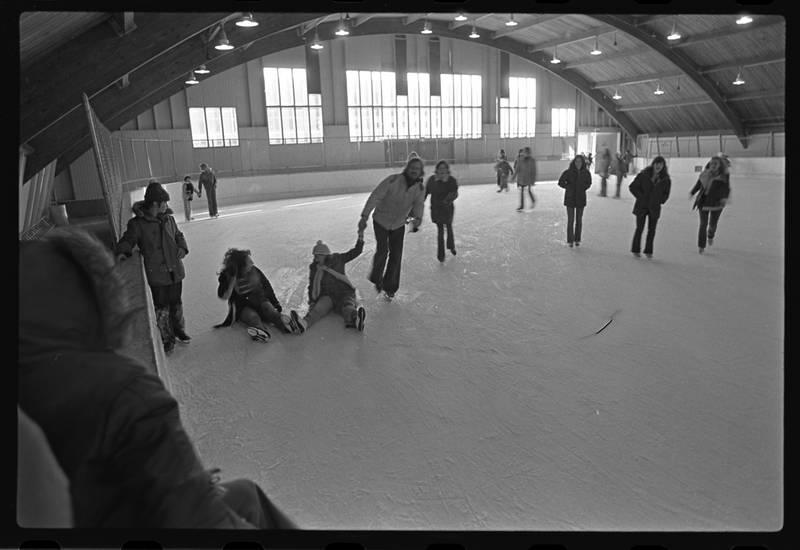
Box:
[19,227,141,361]
[132,200,175,218]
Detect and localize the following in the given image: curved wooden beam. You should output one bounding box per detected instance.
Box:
[31,16,643,178]
[590,14,747,147]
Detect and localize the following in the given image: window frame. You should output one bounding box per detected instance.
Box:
[264,67,323,145]
[189,107,240,148]
[500,76,537,138]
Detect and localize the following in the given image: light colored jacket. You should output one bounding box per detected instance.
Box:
[361,173,426,230]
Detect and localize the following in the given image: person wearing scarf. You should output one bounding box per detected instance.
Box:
[557,154,593,247]
[289,237,367,334]
[628,155,672,258]
[689,155,731,253]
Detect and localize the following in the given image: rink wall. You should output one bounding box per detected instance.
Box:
[128,160,572,208]
[632,156,785,180]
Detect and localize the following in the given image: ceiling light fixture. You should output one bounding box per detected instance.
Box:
[421,20,432,34]
[590,36,602,55]
[213,26,234,50]
[732,68,745,85]
[613,32,618,47]
[469,25,480,39]
[195,64,210,74]
[667,17,682,41]
[335,15,350,36]
[455,13,468,22]
[612,89,621,100]
[185,71,199,85]
[506,14,518,27]
[654,82,665,95]
[310,27,324,50]
[550,45,561,64]
[235,13,259,27]
[736,15,753,25]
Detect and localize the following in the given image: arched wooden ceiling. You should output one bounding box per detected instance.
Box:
[19,11,785,181]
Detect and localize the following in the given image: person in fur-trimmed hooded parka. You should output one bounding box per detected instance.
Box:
[19,227,296,528]
[116,180,189,353]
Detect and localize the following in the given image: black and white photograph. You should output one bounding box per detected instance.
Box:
[15,5,786,547]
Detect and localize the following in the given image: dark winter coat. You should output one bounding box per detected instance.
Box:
[494,159,513,176]
[629,166,672,218]
[690,172,731,211]
[425,175,459,225]
[19,230,255,528]
[198,169,217,193]
[307,239,364,305]
[215,266,282,327]
[557,166,593,207]
[116,201,188,287]
[514,156,537,187]
[183,181,198,200]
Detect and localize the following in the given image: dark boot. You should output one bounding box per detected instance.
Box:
[156,307,175,353]
[170,304,191,343]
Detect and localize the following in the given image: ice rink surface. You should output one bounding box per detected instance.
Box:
[165,170,783,530]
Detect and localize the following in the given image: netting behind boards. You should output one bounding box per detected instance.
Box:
[83,93,125,243]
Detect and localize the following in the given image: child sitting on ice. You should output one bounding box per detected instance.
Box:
[214,248,294,342]
[289,234,367,333]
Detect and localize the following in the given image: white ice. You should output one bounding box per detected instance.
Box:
[165,172,783,531]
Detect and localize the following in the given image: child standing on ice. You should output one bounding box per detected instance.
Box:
[289,235,367,334]
[494,150,513,192]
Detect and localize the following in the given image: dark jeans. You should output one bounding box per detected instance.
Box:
[519,185,535,209]
[240,301,287,332]
[599,176,608,196]
[566,206,584,243]
[615,175,624,198]
[150,279,184,350]
[632,213,658,254]
[220,478,297,529]
[436,222,455,260]
[369,220,406,294]
[305,294,358,327]
[203,184,218,217]
[698,209,723,248]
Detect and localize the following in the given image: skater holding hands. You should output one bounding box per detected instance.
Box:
[425,160,459,262]
[289,236,367,333]
[357,157,426,300]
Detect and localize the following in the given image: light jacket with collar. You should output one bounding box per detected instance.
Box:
[116,201,188,286]
[361,172,426,230]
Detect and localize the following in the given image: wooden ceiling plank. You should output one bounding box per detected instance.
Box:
[528,24,616,53]
[491,14,563,39]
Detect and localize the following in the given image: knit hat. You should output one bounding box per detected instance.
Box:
[144,181,170,203]
[312,240,331,256]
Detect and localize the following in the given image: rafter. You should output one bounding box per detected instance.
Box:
[670,17,784,49]
[593,71,684,89]
[724,88,785,102]
[108,12,136,36]
[491,14,563,39]
[404,14,427,26]
[633,15,672,27]
[591,14,747,146]
[698,55,785,74]
[449,14,493,30]
[352,14,377,27]
[617,97,711,111]
[563,47,646,69]
[528,25,617,53]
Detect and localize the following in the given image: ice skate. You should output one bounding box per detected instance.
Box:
[356,306,366,331]
[645,253,653,259]
[575,242,580,247]
[632,252,641,257]
[247,326,270,343]
[174,329,191,344]
[290,310,307,334]
[708,237,714,246]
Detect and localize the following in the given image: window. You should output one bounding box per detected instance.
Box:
[264,67,323,144]
[345,70,481,142]
[189,107,239,148]
[500,77,536,138]
[551,107,576,137]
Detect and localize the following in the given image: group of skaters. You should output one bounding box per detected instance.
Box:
[495,147,731,256]
[113,152,465,351]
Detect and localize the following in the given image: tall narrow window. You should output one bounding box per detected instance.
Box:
[551,107,576,137]
[346,70,398,142]
[264,67,323,144]
[501,76,536,138]
[189,107,239,148]
[436,72,482,139]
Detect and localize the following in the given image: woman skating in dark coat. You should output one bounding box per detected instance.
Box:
[628,155,672,258]
[425,160,459,262]
[689,155,731,253]
[557,154,593,247]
